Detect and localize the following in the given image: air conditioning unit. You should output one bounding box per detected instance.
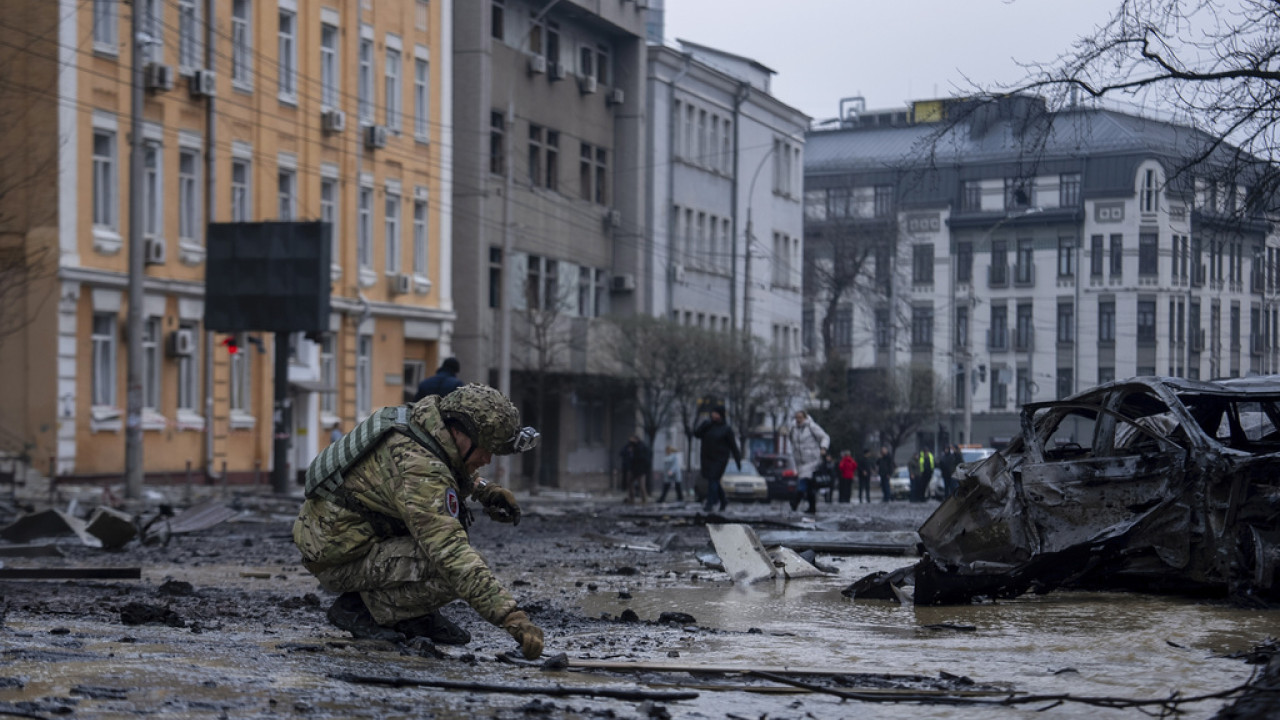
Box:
[610,273,636,293]
[604,208,622,228]
[389,273,411,295]
[144,63,175,92]
[528,54,547,75]
[365,124,388,150]
[321,109,347,134]
[606,87,625,106]
[549,61,567,81]
[144,238,166,265]
[166,328,196,357]
[579,75,597,94]
[189,69,216,97]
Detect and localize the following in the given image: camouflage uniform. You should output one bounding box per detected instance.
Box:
[292,395,517,627]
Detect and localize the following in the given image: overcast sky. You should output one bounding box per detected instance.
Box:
[661,0,1126,122]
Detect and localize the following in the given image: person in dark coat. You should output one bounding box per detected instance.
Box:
[415,357,464,401]
[693,405,742,513]
[876,445,895,502]
[938,444,964,499]
[857,448,875,503]
[620,435,652,504]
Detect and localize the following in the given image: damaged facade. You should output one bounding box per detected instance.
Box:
[900,376,1280,605]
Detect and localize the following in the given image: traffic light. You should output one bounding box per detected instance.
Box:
[221,336,240,354]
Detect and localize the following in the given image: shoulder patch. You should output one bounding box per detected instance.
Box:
[445,488,459,518]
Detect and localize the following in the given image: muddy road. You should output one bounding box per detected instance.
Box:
[1,490,1277,719]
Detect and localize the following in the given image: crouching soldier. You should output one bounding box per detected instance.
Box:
[293,383,545,659]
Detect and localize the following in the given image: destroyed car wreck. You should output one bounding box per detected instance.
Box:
[855,376,1280,606]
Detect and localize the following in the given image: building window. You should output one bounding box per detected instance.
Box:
[320,22,339,108]
[581,143,608,204]
[1137,299,1157,342]
[93,0,118,52]
[528,125,544,188]
[595,148,608,205]
[1141,168,1157,213]
[356,335,372,418]
[230,158,250,222]
[490,111,505,175]
[990,240,1008,287]
[92,313,117,407]
[955,306,969,349]
[576,267,592,316]
[413,199,428,277]
[1090,235,1104,276]
[1004,177,1031,209]
[178,0,200,72]
[1110,234,1123,276]
[277,167,295,219]
[1059,173,1081,207]
[1099,366,1115,384]
[385,188,401,273]
[414,57,430,141]
[385,44,402,133]
[874,185,895,218]
[912,244,933,284]
[1015,238,1034,285]
[1098,300,1115,343]
[911,303,931,345]
[874,309,890,349]
[1138,232,1158,276]
[357,186,373,269]
[139,0,162,64]
[142,317,161,411]
[491,0,504,41]
[990,306,1008,350]
[990,367,1008,410]
[956,241,972,284]
[319,335,336,414]
[277,9,297,101]
[358,35,374,122]
[543,131,559,191]
[1015,303,1034,351]
[1057,302,1074,344]
[320,176,337,232]
[962,180,981,211]
[178,149,199,243]
[1016,369,1034,406]
[1057,237,1075,277]
[92,128,117,229]
[230,335,251,413]
[489,246,502,309]
[142,142,161,241]
[176,323,199,412]
[231,0,252,87]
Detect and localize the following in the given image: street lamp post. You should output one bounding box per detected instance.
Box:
[742,144,776,337]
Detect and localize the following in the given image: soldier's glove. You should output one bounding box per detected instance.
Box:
[502,609,544,660]
[474,482,522,525]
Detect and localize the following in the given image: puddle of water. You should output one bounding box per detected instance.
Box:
[578,553,1278,719]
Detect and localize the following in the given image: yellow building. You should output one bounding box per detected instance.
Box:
[0,0,454,485]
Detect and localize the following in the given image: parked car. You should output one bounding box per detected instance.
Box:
[959,446,996,465]
[754,453,798,501]
[694,460,770,503]
[888,465,911,499]
[906,375,1280,605]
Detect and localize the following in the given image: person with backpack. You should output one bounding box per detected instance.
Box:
[293,384,545,659]
[787,410,830,515]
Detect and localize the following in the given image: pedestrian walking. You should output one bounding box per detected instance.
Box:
[787,411,830,515]
[657,445,683,502]
[877,445,894,502]
[620,435,652,504]
[414,357,464,400]
[837,449,856,503]
[694,405,742,513]
[293,384,544,659]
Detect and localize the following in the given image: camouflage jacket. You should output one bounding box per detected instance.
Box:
[292,396,517,625]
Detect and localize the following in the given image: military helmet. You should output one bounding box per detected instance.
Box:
[438,384,538,455]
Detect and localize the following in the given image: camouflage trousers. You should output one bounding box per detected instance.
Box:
[309,536,461,626]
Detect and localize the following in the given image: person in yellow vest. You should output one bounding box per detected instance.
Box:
[909,446,935,503]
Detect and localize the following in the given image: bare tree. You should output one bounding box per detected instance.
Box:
[512,279,582,491]
[607,315,686,453]
[870,366,944,458]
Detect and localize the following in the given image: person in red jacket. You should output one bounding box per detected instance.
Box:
[837,449,857,503]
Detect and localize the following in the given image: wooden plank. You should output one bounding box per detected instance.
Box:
[0,567,142,579]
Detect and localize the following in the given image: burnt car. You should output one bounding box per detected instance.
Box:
[867,376,1280,605]
[754,453,798,501]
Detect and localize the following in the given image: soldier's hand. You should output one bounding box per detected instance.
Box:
[476,483,522,525]
[502,610,544,660]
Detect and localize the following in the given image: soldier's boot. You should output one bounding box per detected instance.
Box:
[394,609,471,645]
[326,592,406,643]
